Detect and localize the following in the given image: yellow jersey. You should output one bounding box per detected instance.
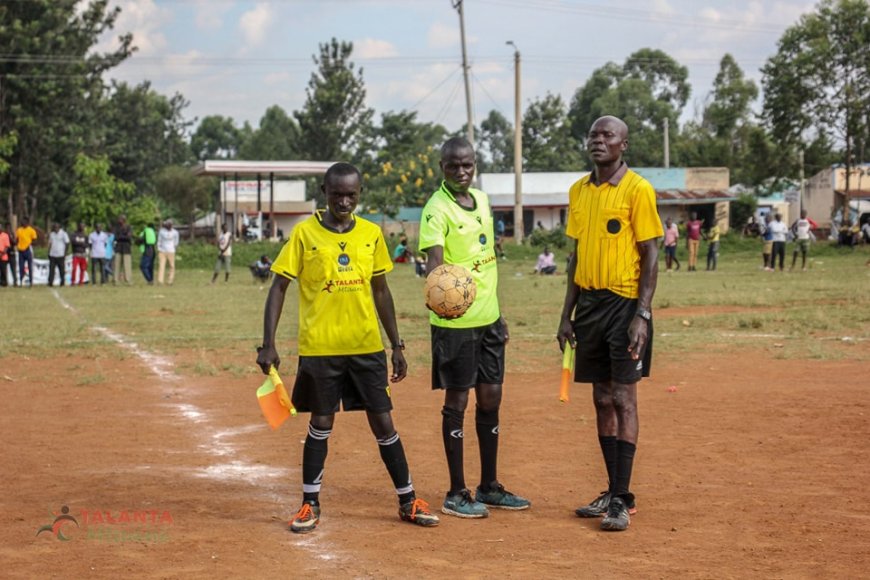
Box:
[271,211,393,356]
[16,225,37,251]
[566,164,663,299]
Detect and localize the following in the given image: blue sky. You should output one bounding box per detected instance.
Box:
[100,0,817,133]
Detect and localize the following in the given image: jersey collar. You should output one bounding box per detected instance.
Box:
[439,181,478,211]
[315,209,357,234]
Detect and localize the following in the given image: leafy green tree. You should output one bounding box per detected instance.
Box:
[762,0,870,195]
[0,131,17,176]
[0,0,133,222]
[568,50,690,168]
[477,110,514,173]
[100,81,194,195]
[522,93,583,171]
[294,38,374,167]
[704,54,759,140]
[154,165,217,239]
[191,115,241,161]
[238,105,300,160]
[70,154,135,227]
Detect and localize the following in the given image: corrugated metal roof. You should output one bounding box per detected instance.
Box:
[192,160,335,176]
[655,189,736,204]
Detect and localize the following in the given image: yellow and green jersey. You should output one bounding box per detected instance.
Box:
[566,165,663,299]
[419,182,500,328]
[271,211,393,356]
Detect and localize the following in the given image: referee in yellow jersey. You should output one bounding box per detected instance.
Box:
[257,163,439,534]
[557,116,663,532]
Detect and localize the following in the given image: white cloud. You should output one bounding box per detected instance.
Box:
[427,20,479,50]
[354,38,399,59]
[99,0,172,55]
[194,0,234,30]
[239,3,273,48]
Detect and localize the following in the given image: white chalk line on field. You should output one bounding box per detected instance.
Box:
[51,290,344,563]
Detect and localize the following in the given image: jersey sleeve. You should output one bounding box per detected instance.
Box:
[372,229,393,277]
[630,180,664,242]
[271,226,303,280]
[418,198,446,251]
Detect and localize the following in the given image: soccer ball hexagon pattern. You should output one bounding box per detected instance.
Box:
[424,264,477,318]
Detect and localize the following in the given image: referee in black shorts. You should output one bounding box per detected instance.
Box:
[557,116,663,532]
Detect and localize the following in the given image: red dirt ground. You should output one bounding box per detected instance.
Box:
[1,343,868,579]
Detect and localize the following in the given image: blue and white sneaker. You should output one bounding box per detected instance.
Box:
[442,489,489,518]
[475,483,531,510]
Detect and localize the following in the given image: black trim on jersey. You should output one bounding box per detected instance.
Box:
[440,182,478,212]
[276,270,296,281]
[372,268,387,276]
[314,209,357,234]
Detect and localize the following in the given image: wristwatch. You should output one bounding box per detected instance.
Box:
[391,339,405,350]
[635,308,652,321]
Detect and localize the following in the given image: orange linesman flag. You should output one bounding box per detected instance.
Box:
[257,366,297,429]
[559,345,575,403]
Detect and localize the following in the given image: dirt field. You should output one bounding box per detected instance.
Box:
[2,314,868,580]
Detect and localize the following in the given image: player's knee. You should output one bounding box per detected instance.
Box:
[611,388,637,414]
[444,389,469,412]
[475,405,499,426]
[442,406,464,424]
[310,414,335,431]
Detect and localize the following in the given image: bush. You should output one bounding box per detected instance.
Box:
[730,192,758,230]
[528,224,568,249]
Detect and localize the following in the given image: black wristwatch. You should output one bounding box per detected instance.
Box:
[635,308,652,321]
[391,339,405,350]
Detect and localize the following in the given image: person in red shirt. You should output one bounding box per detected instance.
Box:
[685,212,704,272]
[0,222,12,287]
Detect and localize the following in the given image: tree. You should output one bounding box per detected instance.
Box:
[238,106,299,160]
[477,110,514,173]
[191,115,241,161]
[100,81,194,194]
[568,50,690,168]
[154,166,217,239]
[294,38,374,166]
[0,0,133,222]
[704,54,759,140]
[70,153,135,227]
[762,0,870,198]
[522,93,583,171]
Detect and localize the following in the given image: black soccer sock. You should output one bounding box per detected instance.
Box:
[613,439,637,500]
[599,435,618,491]
[376,432,415,505]
[441,406,466,494]
[475,406,499,490]
[302,423,331,503]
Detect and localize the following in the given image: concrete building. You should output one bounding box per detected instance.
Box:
[805,164,870,229]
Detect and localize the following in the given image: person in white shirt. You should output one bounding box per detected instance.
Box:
[211,223,232,284]
[790,209,815,271]
[157,219,180,285]
[47,223,70,287]
[534,246,557,275]
[88,223,109,285]
[768,213,789,271]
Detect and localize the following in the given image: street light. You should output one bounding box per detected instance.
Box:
[506,41,523,244]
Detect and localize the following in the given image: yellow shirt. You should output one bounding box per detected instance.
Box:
[707,225,720,243]
[566,164,663,299]
[16,225,37,251]
[271,211,393,356]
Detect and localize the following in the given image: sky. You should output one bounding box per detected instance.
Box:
[97,0,818,133]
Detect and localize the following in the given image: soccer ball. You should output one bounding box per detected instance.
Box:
[424,264,477,318]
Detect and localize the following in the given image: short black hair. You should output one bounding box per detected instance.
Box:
[324,162,361,185]
[440,136,474,158]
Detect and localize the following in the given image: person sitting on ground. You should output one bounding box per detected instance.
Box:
[393,239,412,263]
[251,255,272,282]
[414,253,427,278]
[534,246,557,275]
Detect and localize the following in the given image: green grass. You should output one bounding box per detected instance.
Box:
[3,240,869,375]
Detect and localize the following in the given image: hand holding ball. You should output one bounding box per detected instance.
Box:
[424,264,477,319]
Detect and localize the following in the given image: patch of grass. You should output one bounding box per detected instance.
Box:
[76,373,106,386]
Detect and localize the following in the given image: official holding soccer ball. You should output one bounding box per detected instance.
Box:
[419,137,530,518]
[557,116,662,532]
[257,162,439,534]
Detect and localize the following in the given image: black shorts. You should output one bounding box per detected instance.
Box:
[572,289,653,384]
[430,320,506,390]
[291,352,392,414]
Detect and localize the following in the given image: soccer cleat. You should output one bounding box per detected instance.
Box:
[399,498,440,527]
[442,489,489,518]
[600,496,630,531]
[475,483,531,510]
[575,491,637,518]
[289,500,321,534]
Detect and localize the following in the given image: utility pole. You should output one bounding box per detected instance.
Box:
[507,41,523,244]
[663,117,670,169]
[453,0,474,146]
[799,149,805,216]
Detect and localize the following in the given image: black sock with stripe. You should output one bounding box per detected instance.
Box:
[302,423,331,504]
[376,432,415,505]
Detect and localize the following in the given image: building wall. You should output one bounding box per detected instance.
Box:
[685,168,730,190]
[805,167,834,226]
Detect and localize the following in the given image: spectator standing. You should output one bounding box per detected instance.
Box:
[761,214,774,271]
[790,209,815,271]
[211,223,232,284]
[47,223,70,287]
[157,219,180,285]
[88,223,109,285]
[3,222,17,286]
[138,222,157,284]
[0,223,11,287]
[768,213,788,271]
[70,223,89,285]
[661,217,680,272]
[15,217,37,287]
[113,214,134,284]
[705,221,720,271]
[685,212,703,272]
